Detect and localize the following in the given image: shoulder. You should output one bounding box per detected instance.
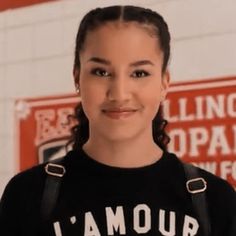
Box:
[3,154,69,193]
[194,165,236,233]
[1,163,46,203]
[0,163,47,229]
[0,156,69,219]
[197,166,236,206]
[10,162,46,185]
[1,154,67,200]
[166,152,235,202]
[167,152,235,193]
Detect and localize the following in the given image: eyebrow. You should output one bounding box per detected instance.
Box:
[87,57,154,67]
[87,57,110,65]
[130,60,154,67]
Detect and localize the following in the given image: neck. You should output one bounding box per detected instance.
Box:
[82,133,163,168]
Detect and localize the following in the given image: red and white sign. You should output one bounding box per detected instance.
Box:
[15,77,236,187]
[15,94,79,170]
[165,77,236,186]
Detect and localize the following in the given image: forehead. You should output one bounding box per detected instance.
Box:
[81,21,162,58]
[97,20,157,34]
[86,21,158,41]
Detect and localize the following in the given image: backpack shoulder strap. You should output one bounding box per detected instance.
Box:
[183,163,211,236]
[41,158,66,221]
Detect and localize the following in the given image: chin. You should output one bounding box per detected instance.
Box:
[101,129,144,143]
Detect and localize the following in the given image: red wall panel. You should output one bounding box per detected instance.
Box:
[0,0,58,11]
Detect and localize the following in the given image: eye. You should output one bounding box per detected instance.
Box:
[91,68,111,77]
[131,70,150,78]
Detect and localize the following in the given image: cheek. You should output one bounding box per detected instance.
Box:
[80,84,106,117]
[147,96,162,113]
[80,78,102,100]
[141,86,162,114]
[143,82,162,101]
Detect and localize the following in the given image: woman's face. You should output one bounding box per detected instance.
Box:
[76,22,169,143]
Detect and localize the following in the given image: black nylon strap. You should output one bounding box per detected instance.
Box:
[183,163,211,236]
[41,158,65,221]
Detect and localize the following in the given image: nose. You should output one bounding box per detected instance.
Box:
[106,77,131,102]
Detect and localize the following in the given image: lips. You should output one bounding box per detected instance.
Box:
[102,108,137,119]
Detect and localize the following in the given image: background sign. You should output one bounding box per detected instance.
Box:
[15,94,78,170]
[165,77,236,186]
[15,77,236,187]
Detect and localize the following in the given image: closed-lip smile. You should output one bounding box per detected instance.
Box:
[102,107,138,119]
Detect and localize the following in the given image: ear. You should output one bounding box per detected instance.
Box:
[160,70,170,101]
[73,68,80,94]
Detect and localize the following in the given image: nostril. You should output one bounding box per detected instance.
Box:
[106,89,131,102]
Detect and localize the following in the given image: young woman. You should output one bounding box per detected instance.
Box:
[0,5,235,236]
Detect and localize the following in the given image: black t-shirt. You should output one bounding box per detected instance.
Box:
[0,149,235,235]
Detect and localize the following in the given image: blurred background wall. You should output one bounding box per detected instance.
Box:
[0,0,236,195]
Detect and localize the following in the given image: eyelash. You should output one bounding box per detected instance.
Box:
[91,68,111,77]
[131,70,150,78]
[90,68,150,79]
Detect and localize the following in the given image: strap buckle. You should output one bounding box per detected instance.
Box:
[45,163,66,177]
[186,177,207,194]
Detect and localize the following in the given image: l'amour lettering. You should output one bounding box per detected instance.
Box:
[53,204,199,236]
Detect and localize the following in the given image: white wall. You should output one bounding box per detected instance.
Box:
[0,0,236,195]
